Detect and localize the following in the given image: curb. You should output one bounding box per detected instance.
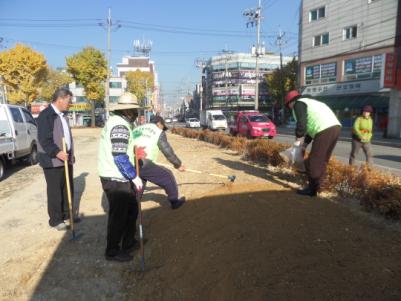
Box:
[276,128,401,148]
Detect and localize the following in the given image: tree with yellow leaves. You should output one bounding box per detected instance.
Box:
[0,44,48,106]
[66,47,107,127]
[125,70,154,106]
[39,68,73,101]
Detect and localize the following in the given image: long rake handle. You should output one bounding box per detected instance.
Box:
[157,162,229,180]
[62,138,75,238]
[134,147,145,272]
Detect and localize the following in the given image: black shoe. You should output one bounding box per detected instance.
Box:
[296,187,317,197]
[171,197,186,210]
[122,239,140,254]
[105,251,133,262]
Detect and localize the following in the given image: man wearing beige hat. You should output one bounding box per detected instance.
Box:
[98,92,143,262]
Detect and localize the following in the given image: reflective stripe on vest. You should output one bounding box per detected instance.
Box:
[292,98,341,138]
[132,123,163,162]
[98,114,136,180]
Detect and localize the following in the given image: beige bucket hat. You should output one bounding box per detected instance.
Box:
[109,92,141,111]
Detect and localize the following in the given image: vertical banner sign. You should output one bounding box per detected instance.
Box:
[383,52,396,88]
[397,47,401,90]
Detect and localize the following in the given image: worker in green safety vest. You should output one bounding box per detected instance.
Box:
[285,90,342,197]
[98,92,144,262]
[132,115,186,210]
[349,105,374,166]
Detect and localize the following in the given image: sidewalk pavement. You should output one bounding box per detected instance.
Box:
[276,126,401,148]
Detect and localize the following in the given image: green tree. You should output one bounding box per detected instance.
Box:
[266,57,298,120]
[66,47,107,127]
[0,44,48,106]
[125,70,154,106]
[39,68,73,101]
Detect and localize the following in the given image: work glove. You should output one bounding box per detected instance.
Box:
[293,140,301,147]
[132,176,143,192]
[134,146,147,160]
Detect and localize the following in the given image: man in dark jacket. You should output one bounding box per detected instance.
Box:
[37,87,76,230]
[132,116,186,209]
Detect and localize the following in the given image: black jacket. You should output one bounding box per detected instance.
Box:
[37,105,74,168]
[158,131,182,168]
[293,101,312,145]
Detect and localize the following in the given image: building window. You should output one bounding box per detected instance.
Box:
[343,25,357,40]
[309,6,325,22]
[313,33,329,47]
[305,62,336,85]
[109,82,122,89]
[110,96,119,103]
[75,96,87,103]
[343,55,383,81]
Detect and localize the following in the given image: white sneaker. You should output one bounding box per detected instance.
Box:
[53,222,68,231]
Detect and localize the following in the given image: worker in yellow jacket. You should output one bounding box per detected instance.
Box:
[349,105,374,166]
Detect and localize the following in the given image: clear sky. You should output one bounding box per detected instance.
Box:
[0,0,300,107]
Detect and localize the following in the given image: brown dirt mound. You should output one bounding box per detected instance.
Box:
[125,184,401,301]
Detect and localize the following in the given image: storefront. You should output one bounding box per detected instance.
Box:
[67,103,92,127]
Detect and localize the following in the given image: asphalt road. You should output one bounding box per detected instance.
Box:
[274,131,401,176]
[170,122,401,176]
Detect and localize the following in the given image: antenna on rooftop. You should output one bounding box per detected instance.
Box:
[133,39,153,57]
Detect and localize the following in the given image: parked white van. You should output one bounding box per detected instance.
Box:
[0,104,38,180]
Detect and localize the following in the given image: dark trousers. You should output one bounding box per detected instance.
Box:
[140,160,179,202]
[101,178,138,257]
[43,165,74,227]
[306,125,341,192]
[349,139,373,166]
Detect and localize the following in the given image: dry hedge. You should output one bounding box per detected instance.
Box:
[171,127,401,220]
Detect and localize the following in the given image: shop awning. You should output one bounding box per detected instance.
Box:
[314,94,389,110]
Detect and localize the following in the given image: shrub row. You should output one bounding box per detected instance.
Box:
[171,127,401,219]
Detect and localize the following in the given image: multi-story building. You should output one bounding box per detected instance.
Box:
[68,77,127,126]
[203,52,293,112]
[116,55,160,112]
[299,0,400,135]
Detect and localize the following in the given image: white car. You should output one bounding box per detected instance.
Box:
[172,117,178,122]
[0,104,38,180]
[186,118,200,128]
[165,118,172,123]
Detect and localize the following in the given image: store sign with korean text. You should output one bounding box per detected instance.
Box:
[31,102,49,114]
[212,87,239,96]
[303,79,381,96]
[68,103,92,111]
[382,53,396,88]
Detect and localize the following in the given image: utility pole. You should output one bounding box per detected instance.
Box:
[100,8,121,120]
[105,8,112,120]
[276,29,286,123]
[244,0,263,111]
[195,58,207,117]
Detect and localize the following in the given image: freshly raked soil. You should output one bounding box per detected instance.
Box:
[0,128,400,301]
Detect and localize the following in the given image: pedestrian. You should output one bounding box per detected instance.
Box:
[284,90,342,197]
[132,115,186,209]
[349,105,374,166]
[98,92,144,262]
[37,87,78,230]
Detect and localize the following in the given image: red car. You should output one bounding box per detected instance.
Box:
[229,111,277,139]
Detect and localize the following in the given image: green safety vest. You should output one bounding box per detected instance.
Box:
[98,114,136,180]
[132,123,163,162]
[293,98,341,138]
